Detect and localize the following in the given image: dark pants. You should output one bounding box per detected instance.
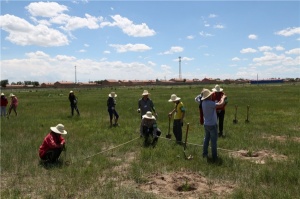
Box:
[108,108,119,120]
[71,104,80,116]
[173,119,182,143]
[41,148,63,163]
[142,127,161,146]
[217,110,225,135]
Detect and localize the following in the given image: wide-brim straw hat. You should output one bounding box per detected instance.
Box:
[168,94,181,102]
[212,84,223,92]
[201,89,213,100]
[142,111,156,120]
[108,92,117,97]
[1,93,4,96]
[50,124,67,135]
[9,93,15,97]
[142,90,150,96]
[70,90,74,93]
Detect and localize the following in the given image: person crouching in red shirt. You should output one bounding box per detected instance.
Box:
[39,124,67,163]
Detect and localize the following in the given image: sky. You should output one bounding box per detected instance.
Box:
[1,0,300,84]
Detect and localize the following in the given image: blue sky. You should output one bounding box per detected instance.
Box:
[1,0,299,83]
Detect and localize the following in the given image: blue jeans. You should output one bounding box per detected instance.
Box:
[203,124,218,159]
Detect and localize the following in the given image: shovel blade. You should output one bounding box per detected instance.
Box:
[166,134,172,139]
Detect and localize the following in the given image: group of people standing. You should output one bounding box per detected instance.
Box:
[0,93,19,118]
[38,84,227,164]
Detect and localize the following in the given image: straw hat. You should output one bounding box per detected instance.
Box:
[142,111,156,120]
[142,90,150,96]
[168,94,181,102]
[9,93,15,97]
[212,84,223,92]
[1,93,4,96]
[50,124,67,135]
[108,92,117,97]
[70,90,74,93]
[201,89,213,100]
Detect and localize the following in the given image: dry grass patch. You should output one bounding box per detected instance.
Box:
[138,171,236,199]
[229,150,288,164]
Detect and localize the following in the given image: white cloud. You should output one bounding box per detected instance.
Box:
[100,15,156,37]
[161,46,184,55]
[173,57,194,61]
[232,57,240,61]
[199,31,213,37]
[0,14,69,46]
[285,48,300,55]
[258,46,272,52]
[25,2,68,17]
[253,52,299,66]
[186,35,194,39]
[208,14,217,18]
[240,48,257,54]
[275,27,300,36]
[103,50,111,54]
[214,24,224,29]
[109,43,152,53]
[274,45,285,51]
[248,34,258,40]
[148,61,156,66]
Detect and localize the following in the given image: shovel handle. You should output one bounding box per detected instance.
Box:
[184,123,190,150]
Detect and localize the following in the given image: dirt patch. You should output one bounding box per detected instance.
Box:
[229,150,288,164]
[262,135,300,143]
[138,171,236,198]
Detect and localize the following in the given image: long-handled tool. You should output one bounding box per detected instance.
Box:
[166,116,172,139]
[233,105,238,124]
[63,146,71,166]
[183,123,193,160]
[245,105,250,123]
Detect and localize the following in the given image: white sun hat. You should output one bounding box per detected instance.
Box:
[50,124,67,135]
[142,111,156,120]
[212,84,223,92]
[168,94,181,102]
[142,90,150,96]
[201,89,213,100]
[108,92,117,97]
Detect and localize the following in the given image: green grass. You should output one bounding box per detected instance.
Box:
[1,83,300,198]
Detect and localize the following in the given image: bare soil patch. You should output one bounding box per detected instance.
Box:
[229,150,288,164]
[262,135,300,143]
[138,171,236,199]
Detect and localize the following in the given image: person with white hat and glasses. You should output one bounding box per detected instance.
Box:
[140,111,161,146]
[137,90,157,119]
[168,94,185,144]
[201,88,226,162]
[39,124,67,164]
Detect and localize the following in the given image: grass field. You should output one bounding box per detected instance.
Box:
[1,83,300,198]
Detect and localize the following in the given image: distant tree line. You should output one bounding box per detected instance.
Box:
[1,80,40,87]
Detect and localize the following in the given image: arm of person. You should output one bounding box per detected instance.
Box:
[215,94,226,109]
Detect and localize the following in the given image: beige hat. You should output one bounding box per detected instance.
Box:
[108,92,117,97]
[142,90,150,96]
[142,111,156,120]
[50,124,67,135]
[1,93,4,96]
[168,94,181,102]
[201,89,213,100]
[9,93,15,97]
[212,84,223,92]
[70,90,74,93]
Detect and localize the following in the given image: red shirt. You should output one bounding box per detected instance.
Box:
[212,92,226,111]
[0,96,8,106]
[39,132,65,158]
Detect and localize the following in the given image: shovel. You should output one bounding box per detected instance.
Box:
[166,116,172,139]
[233,105,238,124]
[245,105,250,123]
[183,123,193,160]
[63,146,71,166]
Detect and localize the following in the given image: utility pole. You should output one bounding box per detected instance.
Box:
[75,65,77,84]
[179,56,182,80]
